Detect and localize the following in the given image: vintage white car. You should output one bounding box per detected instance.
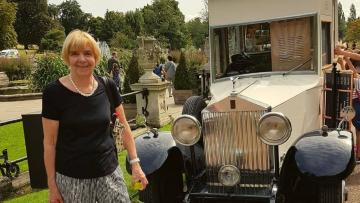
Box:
[128,0,356,202]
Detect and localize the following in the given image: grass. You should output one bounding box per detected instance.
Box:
[1,122,173,202]
[0,122,28,173]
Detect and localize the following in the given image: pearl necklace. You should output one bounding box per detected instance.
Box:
[69,74,96,97]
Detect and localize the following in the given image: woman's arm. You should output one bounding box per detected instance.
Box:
[344,57,359,78]
[335,46,360,61]
[114,105,148,190]
[42,117,63,203]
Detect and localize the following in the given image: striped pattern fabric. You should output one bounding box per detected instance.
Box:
[353,77,360,99]
[56,167,130,203]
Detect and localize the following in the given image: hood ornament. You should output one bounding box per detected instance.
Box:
[230,76,240,96]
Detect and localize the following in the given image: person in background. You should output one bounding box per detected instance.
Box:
[42,29,147,203]
[107,52,120,74]
[336,46,360,161]
[112,63,121,93]
[153,63,163,77]
[163,56,176,97]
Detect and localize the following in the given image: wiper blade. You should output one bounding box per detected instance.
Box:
[282,57,313,76]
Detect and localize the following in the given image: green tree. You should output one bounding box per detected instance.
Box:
[0,0,17,50]
[142,0,190,49]
[40,28,66,51]
[124,9,144,39]
[58,0,89,34]
[201,0,208,23]
[87,16,105,40]
[338,2,346,40]
[348,3,357,22]
[101,10,126,43]
[346,19,360,42]
[123,52,144,103]
[186,17,208,48]
[174,51,193,90]
[110,32,135,49]
[12,0,51,48]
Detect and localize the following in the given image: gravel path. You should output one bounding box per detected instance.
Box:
[346,164,360,203]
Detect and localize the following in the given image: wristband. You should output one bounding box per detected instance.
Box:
[129,157,140,165]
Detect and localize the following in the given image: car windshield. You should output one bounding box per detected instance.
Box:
[0,51,7,56]
[211,16,319,79]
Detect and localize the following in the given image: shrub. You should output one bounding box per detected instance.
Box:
[173,51,196,90]
[123,52,144,103]
[94,56,109,77]
[40,29,66,51]
[0,57,33,80]
[30,54,68,91]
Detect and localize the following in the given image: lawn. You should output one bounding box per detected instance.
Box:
[1,122,172,202]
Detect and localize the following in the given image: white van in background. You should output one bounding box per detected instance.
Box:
[0,49,19,59]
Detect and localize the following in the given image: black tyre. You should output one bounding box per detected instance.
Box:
[139,149,184,203]
[318,181,342,203]
[182,96,207,122]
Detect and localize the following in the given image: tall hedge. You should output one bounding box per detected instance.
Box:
[123,52,144,103]
[173,51,193,90]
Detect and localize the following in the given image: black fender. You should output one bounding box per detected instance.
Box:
[126,131,183,175]
[293,130,355,180]
[278,130,355,202]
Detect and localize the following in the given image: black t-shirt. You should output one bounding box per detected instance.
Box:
[42,76,123,178]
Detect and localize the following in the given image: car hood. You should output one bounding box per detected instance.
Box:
[209,74,321,108]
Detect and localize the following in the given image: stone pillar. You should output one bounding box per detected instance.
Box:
[0,72,9,88]
[130,36,170,127]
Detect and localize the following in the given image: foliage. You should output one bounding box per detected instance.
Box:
[0,122,28,174]
[338,2,346,40]
[123,52,144,103]
[345,19,360,43]
[57,0,90,35]
[348,3,357,22]
[186,17,208,48]
[0,57,33,80]
[174,51,194,90]
[124,9,144,39]
[101,11,127,43]
[110,32,136,50]
[142,0,190,49]
[13,0,52,48]
[40,29,66,51]
[0,0,18,50]
[186,48,208,70]
[87,16,105,40]
[30,54,68,91]
[93,56,108,77]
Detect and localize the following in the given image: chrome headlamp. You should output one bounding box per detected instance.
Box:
[171,115,201,146]
[257,112,292,145]
[218,165,240,186]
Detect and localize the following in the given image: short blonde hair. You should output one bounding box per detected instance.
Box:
[61,29,101,66]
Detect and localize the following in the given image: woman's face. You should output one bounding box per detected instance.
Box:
[68,45,96,77]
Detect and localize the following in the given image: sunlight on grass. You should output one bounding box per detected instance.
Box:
[0,122,28,172]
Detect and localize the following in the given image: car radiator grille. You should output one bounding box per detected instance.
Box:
[202,110,273,195]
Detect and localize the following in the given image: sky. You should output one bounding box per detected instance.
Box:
[47,0,359,22]
[340,0,360,19]
[47,0,205,22]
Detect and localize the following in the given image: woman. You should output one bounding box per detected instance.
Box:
[42,29,148,203]
[112,63,121,92]
[336,46,360,161]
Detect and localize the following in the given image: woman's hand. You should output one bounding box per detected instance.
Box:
[131,163,148,190]
[49,184,63,203]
